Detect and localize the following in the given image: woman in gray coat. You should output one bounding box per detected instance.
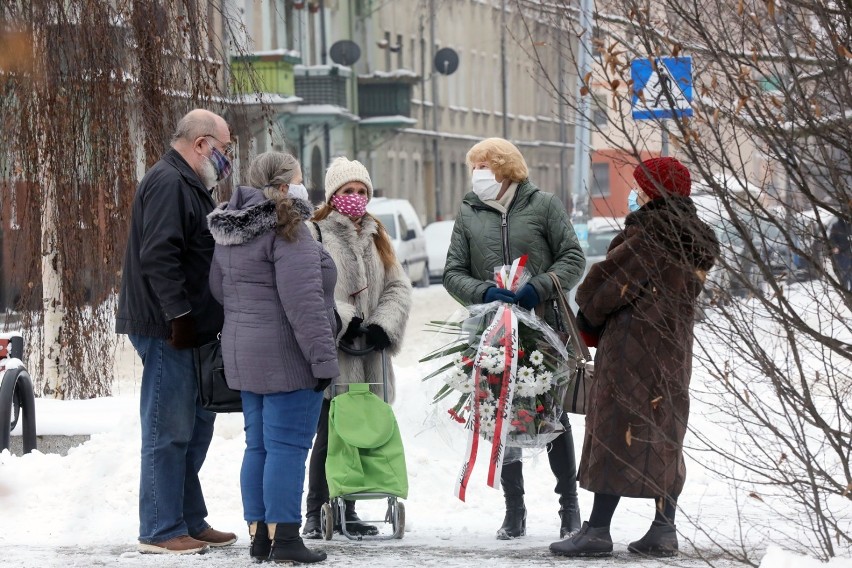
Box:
[208,152,337,565]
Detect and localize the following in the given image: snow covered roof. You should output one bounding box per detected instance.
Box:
[293,64,352,78]
[359,115,417,127]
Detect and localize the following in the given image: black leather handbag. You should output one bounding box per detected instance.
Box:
[194,338,242,413]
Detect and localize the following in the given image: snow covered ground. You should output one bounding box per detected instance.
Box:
[1,285,850,567]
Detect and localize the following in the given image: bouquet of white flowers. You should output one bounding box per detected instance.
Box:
[420,255,572,501]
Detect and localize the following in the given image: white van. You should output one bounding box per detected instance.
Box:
[367,198,430,287]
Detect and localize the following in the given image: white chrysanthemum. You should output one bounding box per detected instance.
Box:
[448,369,473,393]
[537,370,554,385]
[479,402,497,422]
[517,366,535,381]
[515,381,537,399]
[479,415,496,435]
[534,371,554,396]
[529,350,545,367]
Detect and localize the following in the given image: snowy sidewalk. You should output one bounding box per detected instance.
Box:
[1,286,850,567]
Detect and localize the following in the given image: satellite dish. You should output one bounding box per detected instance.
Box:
[434,47,459,75]
[329,40,361,66]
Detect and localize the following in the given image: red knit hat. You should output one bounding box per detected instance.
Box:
[633,157,691,200]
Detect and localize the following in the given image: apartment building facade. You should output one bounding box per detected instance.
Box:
[232,0,577,224]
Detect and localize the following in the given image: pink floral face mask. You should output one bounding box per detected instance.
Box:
[331,193,369,218]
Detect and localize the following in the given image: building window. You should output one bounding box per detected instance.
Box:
[590,163,610,198]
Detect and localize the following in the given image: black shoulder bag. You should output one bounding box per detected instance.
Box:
[194,336,242,413]
[547,272,594,415]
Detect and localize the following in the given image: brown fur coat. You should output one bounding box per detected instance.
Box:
[575,197,718,498]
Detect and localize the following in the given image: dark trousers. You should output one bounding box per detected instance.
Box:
[306,398,331,518]
[501,414,578,501]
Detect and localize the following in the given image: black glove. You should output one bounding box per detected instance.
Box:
[365,324,392,350]
[168,314,197,350]
[341,316,363,345]
[483,286,517,304]
[515,283,541,310]
[314,378,333,392]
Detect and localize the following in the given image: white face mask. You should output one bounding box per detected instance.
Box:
[287,183,309,201]
[471,169,501,200]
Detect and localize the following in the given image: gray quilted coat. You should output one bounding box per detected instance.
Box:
[208,186,339,394]
[443,179,586,330]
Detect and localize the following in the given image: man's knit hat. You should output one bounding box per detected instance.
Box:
[633,157,691,200]
[324,157,373,201]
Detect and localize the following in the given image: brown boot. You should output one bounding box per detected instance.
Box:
[191,527,238,547]
[137,534,209,555]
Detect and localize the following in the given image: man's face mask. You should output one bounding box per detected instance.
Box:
[206,140,233,182]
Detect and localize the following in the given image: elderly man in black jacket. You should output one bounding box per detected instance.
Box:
[117,109,236,554]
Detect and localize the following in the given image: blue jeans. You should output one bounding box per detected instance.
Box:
[129,335,216,544]
[240,388,323,524]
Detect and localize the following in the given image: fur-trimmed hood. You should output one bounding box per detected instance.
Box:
[208,185,314,246]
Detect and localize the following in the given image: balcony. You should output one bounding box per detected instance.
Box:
[230,50,301,97]
[357,71,419,119]
[294,64,351,108]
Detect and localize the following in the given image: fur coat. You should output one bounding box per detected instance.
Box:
[308,210,412,403]
[576,197,718,498]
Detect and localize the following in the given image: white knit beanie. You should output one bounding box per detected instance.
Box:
[324,157,373,202]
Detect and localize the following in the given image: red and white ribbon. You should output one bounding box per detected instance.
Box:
[455,305,520,502]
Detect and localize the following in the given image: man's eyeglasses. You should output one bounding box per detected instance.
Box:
[203,134,235,159]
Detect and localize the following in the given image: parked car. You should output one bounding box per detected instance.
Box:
[568,217,623,312]
[367,197,430,287]
[691,193,765,303]
[423,220,456,282]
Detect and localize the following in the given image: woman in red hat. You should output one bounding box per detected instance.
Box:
[550,157,719,558]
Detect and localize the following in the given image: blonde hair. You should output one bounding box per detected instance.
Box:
[248,151,304,242]
[465,137,529,182]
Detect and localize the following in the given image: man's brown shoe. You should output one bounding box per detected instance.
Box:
[192,527,238,547]
[138,535,209,555]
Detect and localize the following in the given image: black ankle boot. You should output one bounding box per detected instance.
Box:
[248,521,271,561]
[497,495,527,540]
[628,522,679,557]
[269,523,327,564]
[340,500,378,536]
[496,461,526,540]
[559,495,582,538]
[302,514,322,540]
[549,522,613,557]
[548,416,582,538]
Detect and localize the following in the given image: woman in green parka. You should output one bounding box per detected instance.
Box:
[443,137,586,540]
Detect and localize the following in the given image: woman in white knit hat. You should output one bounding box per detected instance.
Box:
[302,157,412,539]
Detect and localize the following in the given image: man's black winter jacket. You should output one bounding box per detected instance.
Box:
[116,149,224,344]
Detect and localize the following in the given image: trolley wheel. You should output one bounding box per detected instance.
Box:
[393,502,405,539]
[320,503,334,540]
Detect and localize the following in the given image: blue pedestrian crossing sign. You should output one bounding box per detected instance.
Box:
[631,57,693,120]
